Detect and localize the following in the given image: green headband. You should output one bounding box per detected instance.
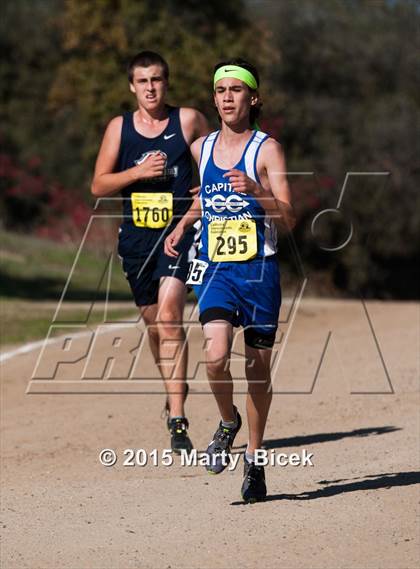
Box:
[213,65,258,90]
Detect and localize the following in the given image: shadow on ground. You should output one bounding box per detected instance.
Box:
[231,472,420,506]
[230,426,414,505]
[268,471,420,502]
[233,426,401,453]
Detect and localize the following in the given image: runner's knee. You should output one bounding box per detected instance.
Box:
[157,310,185,340]
[206,354,230,378]
[158,308,183,324]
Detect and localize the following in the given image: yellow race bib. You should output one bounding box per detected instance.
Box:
[131,193,173,229]
[208,219,257,262]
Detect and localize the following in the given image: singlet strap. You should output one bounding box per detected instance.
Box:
[121,111,134,135]
[167,105,179,129]
[199,131,219,181]
[243,130,269,182]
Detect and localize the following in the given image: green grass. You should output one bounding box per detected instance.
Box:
[0,229,132,301]
[1,229,137,346]
[0,301,137,347]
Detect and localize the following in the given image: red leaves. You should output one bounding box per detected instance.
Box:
[1,152,91,241]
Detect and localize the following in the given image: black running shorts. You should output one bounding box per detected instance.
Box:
[118,226,195,307]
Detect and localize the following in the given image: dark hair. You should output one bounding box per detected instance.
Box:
[127,51,169,83]
[213,58,261,126]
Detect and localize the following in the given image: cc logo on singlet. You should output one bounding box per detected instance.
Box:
[204,194,250,213]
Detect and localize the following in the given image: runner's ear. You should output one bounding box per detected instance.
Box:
[129,82,136,94]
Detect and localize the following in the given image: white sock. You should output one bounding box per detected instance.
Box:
[221,407,238,429]
[245,449,255,463]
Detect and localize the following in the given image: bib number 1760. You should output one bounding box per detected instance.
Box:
[131,192,173,229]
[134,206,170,225]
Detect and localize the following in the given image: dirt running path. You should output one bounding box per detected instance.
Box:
[1,300,419,569]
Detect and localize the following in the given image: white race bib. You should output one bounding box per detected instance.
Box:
[186,259,209,285]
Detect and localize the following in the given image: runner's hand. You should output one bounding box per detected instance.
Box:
[165,225,185,257]
[223,169,262,196]
[189,185,201,195]
[134,153,166,179]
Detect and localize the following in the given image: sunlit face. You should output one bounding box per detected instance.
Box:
[213,78,258,127]
[129,64,168,111]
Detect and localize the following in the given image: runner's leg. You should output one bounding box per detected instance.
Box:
[156,276,188,417]
[202,320,236,421]
[140,303,161,372]
[202,319,243,474]
[244,344,273,453]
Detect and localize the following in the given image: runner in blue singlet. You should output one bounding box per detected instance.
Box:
[91,51,209,453]
[165,58,295,502]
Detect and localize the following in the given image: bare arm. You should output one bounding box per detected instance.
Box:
[224,139,296,232]
[164,194,202,257]
[180,108,211,145]
[179,194,202,230]
[179,136,205,228]
[258,139,296,232]
[91,116,166,197]
[193,109,211,139]
[164,137,205,257]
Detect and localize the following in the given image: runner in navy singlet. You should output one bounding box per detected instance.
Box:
[91,51,209,453]
[164,58,295,501]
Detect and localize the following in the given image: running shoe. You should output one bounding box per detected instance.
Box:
[205,407,242,474]
[167,417,193,454]
[241,454,267,503]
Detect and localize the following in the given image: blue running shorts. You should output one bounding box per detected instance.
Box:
[193,255,281,349]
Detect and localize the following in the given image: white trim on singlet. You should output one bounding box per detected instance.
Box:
[198,131,218,252]
[263,218,277,256]
[199,131,218,181]
[199,129,278,257]
[243,131,267,181]
[243,131,278,256]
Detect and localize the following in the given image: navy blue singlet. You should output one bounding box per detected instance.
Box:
[116,106,193,254]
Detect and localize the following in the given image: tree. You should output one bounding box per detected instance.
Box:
[48,0,276,180]
[252,0,420,297]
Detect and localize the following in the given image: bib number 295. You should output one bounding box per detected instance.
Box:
[215,235,248,257]
[208,219,257,262]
